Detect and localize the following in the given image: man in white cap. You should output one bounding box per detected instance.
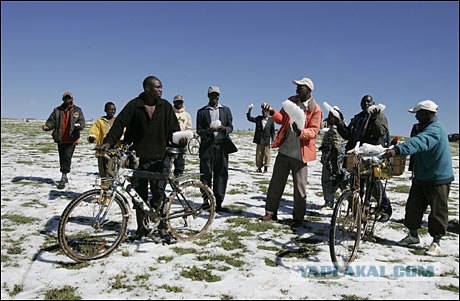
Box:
[385,100,454,256]
[42,91,85,189]
[196,86,236,212]
[259,77,323,229]
[163,95,193,177]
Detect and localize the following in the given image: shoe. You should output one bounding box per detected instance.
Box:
[378,205,392,222]
[263,167,268,173]
[57,180,66,189]
[256,168,262,173]
[259,213,277,222]
[159,228,177,245]
[200,203,211,211]
[398,234,420,246]
[425,242,441,256]
[321,202,334,211]
[126,228,151,243]
[290,220,303,229]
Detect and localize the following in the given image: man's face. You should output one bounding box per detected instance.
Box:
[174,100,184,110]
[296,85,311,102]
[62,95,73,106]
[146,79,163,100]
[360,98,374,111]
[208,92,220,106]
[415,110,432,124]
[105,105,116,119]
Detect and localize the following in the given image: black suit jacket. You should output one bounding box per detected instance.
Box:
[246,111,275,146]
[196,104,234,158]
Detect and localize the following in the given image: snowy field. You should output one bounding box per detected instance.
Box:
[1,118,459,300]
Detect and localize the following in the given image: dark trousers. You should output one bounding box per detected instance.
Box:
[200,144,228,208]
[132,159,168,232]
[404,182,450,237]
[58,143,76,174]
[265,153,308,222]
[163,153,185,177]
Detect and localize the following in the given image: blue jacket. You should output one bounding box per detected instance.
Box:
[395,119,454,185]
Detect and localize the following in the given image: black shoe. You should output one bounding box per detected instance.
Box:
[57,180,65,189]
[159,228,177,245]
[379,205,393,222]
[256,168,262,173]
[126,228,150,242]
[200,203,211,211]
[290,220,303,229]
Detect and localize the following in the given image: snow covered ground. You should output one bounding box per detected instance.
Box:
[1,118,459,299]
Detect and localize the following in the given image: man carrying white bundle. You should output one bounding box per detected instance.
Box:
[259,77,323,229]
[163,95,193,177]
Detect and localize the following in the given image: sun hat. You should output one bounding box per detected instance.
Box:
[292,77,314,91]
[408,100,438,113]
[173,95,184,102]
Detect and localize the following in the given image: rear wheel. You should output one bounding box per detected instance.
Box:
[166,181,215,241]
[58,189,129,262]
[329,190,361,272]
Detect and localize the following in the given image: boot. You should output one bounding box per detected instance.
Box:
[263,166,268,173]
[57,173,67,189]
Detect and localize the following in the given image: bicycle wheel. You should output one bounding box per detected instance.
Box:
[58,189,129,262]
[187,137,200,155]
[329,190,361,272]
[166,180,215,241]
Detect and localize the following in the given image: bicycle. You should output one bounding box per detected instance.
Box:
[187,133,200,155]
[328,148,406,272]
[57,144,216,262]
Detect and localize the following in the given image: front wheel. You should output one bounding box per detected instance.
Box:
[58,189,129,262]
[187,137,200,155]
[166,181,215,241]
[329,190,361,272]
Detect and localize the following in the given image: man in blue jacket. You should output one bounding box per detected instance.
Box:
[385,100,454,256]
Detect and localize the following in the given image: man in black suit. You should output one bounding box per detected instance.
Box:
[246,103,275,172]
[196,86,235,212]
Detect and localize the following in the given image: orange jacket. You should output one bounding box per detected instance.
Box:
[272,97,323,163]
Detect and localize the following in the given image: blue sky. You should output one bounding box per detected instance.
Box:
[1,1,459,136]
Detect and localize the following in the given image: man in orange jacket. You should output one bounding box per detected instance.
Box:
[259,77,323,229]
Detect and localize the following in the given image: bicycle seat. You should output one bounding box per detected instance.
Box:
[166,147,186,155]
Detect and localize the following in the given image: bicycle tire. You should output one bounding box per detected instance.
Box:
[166,180,215,241]
[58,189,129,262]
[329,190,362,273]
[187,137,200,155]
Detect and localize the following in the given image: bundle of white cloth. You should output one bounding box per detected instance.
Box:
[282,99,306,131]
[209,120,222,129]
[172,130,194,145]
[367,103,386,114]
[349,141,393,155]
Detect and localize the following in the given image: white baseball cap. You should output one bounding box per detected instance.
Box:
[292,77,314,91]
[408,100,438,113]
[208,86,221,94]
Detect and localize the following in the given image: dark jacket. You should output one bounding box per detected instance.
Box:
[45,103,85,144]
[337,110,389,151]
[103,93,180,161]
[246,111,275,146]
[196,104,234,159]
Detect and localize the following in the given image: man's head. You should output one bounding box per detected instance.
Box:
[104,102,116,119]
[143,76,163,101]
[208,86,220,107]
[173,95,184,109]
[292,77,314,102]
[327,106,343,125]
[62,91,73,106]
[408,100,438,124]
[360,95,374,111]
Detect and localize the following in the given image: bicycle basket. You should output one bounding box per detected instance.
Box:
[346,155,358,172]
[386,155,407,176]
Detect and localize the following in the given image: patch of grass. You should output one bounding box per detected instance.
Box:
[180,266,221,282]
[134,274,149,282]
[389,185,411,193]
[21,201,48,208]
[264,257,277,267]
[436,284,459,292]
[111,273,133,290]
[158,284,183,293]
[158,256,174,263]
[409,249,427,256]
[439,270,459,278]
[8,284,23,297]
[221,294,234,300]
[60,262,91,270]
[197,254,245,268]
[257,245,280,252]
[44,285,81,300]
[2,214,40,224]
[1,254,10,262]
[226,217,283,233]
[7,245,23,255]
[204,263,231,271]
[171,247,197,255]
[121,250,130,257]
[315,191,324,198]
[214,229,246,251]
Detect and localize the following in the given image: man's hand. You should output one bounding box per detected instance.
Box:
[369,107,381,118]
[292,122,301,136]
[42,124,50,131]
[248,103,253,112]
[261,103,274,115]
[88,136,96,143]
[74,123,82,130]
[384,148,396,158]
